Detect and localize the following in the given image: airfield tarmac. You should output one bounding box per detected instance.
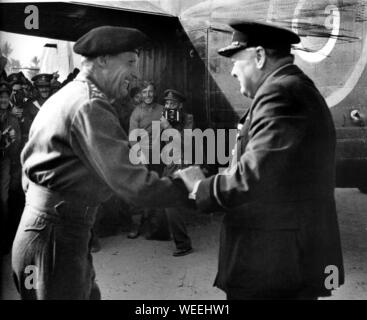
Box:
[1,188,367,300]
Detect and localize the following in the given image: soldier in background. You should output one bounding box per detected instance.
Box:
[7,74,29,242]
[18,72,32,101]
[128,81,171,240]
[21,73,52,146]
[160,89,194,256]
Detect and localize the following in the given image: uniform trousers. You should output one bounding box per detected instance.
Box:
[12,184,101,300]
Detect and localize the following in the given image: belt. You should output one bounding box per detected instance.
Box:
[26,182,100,226]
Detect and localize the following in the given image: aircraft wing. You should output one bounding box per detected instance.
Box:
[0,1,179,41]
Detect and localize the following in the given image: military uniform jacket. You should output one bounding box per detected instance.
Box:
[21,73,188,208]
[195,64,344,297]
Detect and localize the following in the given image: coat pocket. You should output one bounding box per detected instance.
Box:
[23,215,48,232]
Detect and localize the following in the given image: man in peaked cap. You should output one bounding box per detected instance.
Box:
[31,73,52,102]
[7,73,29,238]
[175,20,344,299]
[19,73,52,151]
[8,73,27,121]
[7,73,22,86]
[12,26,190,300]
[160,89,194,256]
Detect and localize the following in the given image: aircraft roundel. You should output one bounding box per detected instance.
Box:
[290,0,367,107]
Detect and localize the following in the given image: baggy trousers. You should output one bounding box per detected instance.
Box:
[12,184,101,300]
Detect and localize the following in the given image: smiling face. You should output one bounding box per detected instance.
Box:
[37,86,51,99]
[102,51,139,101]
[230,48,262,98]
[142,84,155,105]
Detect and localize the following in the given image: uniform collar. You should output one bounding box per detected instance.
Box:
[75,72,112,103]
[239,63,300,124]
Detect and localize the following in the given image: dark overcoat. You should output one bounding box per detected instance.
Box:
[196,64,344,298]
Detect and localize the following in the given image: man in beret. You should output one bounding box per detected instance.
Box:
[175,21,344,299]
[12,26,189,300]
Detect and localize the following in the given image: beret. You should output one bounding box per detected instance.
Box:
[0,81,11,94]
[218,20,300,58]
[32,73,53,87]
[164,89,186,102]
[73,26,149,57]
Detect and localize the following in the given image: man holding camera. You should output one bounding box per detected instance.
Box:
[8,73,27,124]
[21,73,52,145]
[160,89,194,256]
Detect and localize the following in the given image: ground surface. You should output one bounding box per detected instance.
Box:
[1,188,367,300]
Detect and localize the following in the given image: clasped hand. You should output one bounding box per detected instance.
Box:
[173,166,205,193]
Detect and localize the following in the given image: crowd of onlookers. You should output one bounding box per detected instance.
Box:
[0,68,83,253]
[1,68,197,257]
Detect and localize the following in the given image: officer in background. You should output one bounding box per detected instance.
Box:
[8,73,28,122]
[18,72,33,101]
[20,74,52,147]
[160,89,194,256]
[7,73,28,243]
[175,21,344,299]
[12,26,189,300]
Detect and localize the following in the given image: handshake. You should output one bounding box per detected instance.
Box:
[173,166,206,194]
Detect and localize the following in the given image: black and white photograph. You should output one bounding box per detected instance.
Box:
[0,0,366,306]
